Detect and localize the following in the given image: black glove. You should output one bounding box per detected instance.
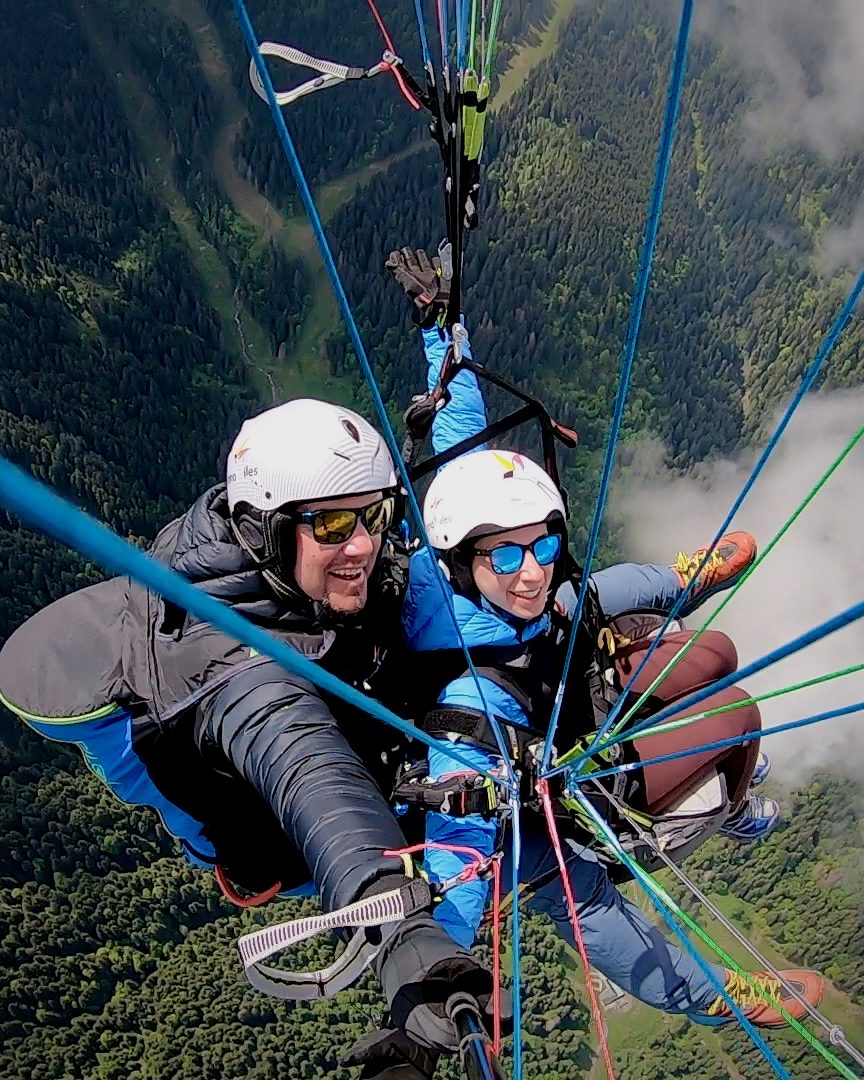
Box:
[385,247,450,328]
[374,912,511,1052]
[401,390,447,466]
[343,1025,439,1080]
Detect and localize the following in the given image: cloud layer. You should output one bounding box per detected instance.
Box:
[689,0,864,272]
[694,0,864,158]
[612,390,864,784]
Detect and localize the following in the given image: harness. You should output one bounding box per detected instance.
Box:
[395,601,736,883]
[392,567,628,826]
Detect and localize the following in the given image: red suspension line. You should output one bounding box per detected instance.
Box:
[366,0,422,108]
[385,840,503,1050]
[537,779,617,1079]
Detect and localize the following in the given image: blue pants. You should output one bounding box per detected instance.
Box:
[501,561,722,1014]
[501,823,722,1015]
[592,561,681,616]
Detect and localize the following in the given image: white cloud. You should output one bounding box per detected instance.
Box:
[690,0,864,275]
[819,202,864,275]
[694,0,864,158]
[612,390,864,784]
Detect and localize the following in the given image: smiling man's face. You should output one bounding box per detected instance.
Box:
[292,491,384,616]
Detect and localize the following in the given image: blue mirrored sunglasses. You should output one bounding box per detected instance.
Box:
[473,532,563,576]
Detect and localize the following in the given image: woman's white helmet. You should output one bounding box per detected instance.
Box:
[423,449,566,550]
[226,398,396,512]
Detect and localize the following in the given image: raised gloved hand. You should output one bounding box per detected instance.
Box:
[343,1023,439,1079]
[384,247,450,328]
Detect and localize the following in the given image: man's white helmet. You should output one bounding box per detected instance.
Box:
[226,399,396,512]
[423,449,566,550]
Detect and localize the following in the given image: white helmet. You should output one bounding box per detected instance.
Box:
[226,399,396,512]
[226,399,397,600]
[423,449,566,550]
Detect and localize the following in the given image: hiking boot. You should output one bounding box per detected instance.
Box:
[672,532,757,616]
[720,793,780,843]
[699,969,825,1028]
[750,751,771,788]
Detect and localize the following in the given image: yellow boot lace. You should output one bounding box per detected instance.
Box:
[707,971,781,1016]
[673,547,725,586]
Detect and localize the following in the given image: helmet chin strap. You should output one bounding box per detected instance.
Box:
[262,563,311,607]
[229,513,310,609]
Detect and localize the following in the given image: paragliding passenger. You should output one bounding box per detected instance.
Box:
[375,247,825,1078]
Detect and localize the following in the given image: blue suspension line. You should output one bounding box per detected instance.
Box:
[412,0,432,68]
[586,264,864,754]
[0,457,490,778]
[230,0,516,786]
[561,700,864,787]
[569,788,791,1078]
[456,0,470,69]
[540,0,696,772]
[547,595,864,781]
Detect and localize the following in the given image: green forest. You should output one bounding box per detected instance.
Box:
[1,0,863,1076]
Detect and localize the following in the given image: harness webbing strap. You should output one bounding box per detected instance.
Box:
[239,879,429,969]
[243,923,377,1000]
[261,43,365,81]
[393,762,504,816]
[237,878,432,1001]
[249,41,387,108]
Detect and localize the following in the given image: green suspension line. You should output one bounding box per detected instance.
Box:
[609,423,864,738]
[618,661,864,746]
[481,0,504,80]
[554,661,864,771]
[467,0,479,71]
[571,788,860,1079]
[634,857,859,1078]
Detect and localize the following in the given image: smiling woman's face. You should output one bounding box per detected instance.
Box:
[470,522,555,620]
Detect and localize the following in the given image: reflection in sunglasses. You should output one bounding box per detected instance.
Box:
[474,532,562,575]
[294,495,396,546]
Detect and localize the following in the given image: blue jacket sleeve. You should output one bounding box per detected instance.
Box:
[423,675,528,948]
[422,324,488,455]
[425,739,499,948]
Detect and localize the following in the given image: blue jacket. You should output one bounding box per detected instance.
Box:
[405,324,548,946]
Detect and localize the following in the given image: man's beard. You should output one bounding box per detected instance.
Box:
[316,597,368,629]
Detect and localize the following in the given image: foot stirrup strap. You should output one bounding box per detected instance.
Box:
[237,878,432,1000]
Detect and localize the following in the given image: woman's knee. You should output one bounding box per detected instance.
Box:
[672,630,737,685]
[705,686,761,736]
[616,630,738,700]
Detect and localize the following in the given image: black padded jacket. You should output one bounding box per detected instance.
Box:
[0,485,415,905]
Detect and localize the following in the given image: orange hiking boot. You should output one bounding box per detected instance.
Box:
[700,969,825,1028]
[672,531,757,616]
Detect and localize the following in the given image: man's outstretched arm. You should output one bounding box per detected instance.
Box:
[197,660,500,1054]
[197,661,407,909]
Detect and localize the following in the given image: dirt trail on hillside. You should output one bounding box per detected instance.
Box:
[160,0,582,387]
